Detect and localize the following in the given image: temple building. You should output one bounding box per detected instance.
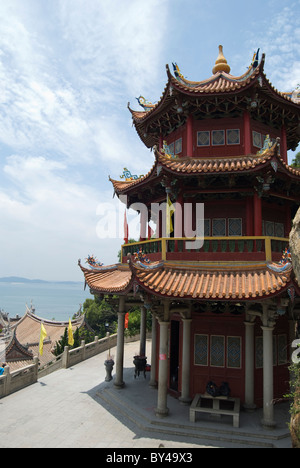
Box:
[79,46,300,428]
[0,307,89,371]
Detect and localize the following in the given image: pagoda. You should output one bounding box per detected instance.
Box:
[79,46,300,428]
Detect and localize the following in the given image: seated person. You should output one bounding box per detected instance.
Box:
[0,363,6,376]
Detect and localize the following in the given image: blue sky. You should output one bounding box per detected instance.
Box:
[0,0,299,281]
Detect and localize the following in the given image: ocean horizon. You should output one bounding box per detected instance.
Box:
[0,279,93,322]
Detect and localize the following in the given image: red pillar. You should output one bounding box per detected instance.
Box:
[280,125,288,163]
[159,134,163,152]
[186,115,193,157]
[253,192,262,236]
[243,111,251,155]
[246,196,254,236]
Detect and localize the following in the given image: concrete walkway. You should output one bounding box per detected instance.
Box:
[0,339,292,448]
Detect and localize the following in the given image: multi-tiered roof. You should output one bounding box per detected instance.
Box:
[80,46,300,303]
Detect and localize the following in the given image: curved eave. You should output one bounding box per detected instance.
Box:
[109,158,159,196]
[132,261,294,302]
[79,261,133,294]
[154,143,300,179]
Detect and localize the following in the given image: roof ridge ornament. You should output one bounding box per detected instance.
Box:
[212,45,231,74]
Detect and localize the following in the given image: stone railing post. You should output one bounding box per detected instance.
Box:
[62,346,70,369]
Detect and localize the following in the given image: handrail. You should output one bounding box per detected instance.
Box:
[121,236,288,262]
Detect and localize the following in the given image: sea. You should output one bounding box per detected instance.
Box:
[0,281,93,322]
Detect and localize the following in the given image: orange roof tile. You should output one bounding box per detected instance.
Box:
[80,259,293,301]
[1,311,87,371]
[79,262,132,294]
[109,142,300,195]
[134,263,292,300]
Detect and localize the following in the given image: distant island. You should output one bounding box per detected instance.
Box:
[0,276,82,284]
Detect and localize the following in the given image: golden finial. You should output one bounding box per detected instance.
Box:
[212,45,231,74]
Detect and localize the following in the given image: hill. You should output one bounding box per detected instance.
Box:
[0,276,81,284]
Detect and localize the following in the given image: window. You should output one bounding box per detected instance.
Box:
[210,335,225,367]
[274,222,285,238]
[194,334,242,369]
[228,218,242,236]
[197,131,210,147]
[263,221,284,237]
[227,337,241,368]
[175,138,182,154]
[204,219,210,236]
[212,130,225,146]
[194,334,208,366]
[253,131,262,148]
[227,129,240,145]
[212,218,226,236]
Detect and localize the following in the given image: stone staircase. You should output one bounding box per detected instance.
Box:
[95,378,291,448]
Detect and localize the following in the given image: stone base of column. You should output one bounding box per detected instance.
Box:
[179,396,192,406]
[114,380,125,389]
[243,403,257,412]
[149,380,157,388]
[155,407,169,418]
[261,418,276,429]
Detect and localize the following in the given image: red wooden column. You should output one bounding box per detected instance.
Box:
[186,115,193,157]
[243,111,251,154]
[159,134,163,152]
[280,125,288,163]
[246,196,254,235]
[253,192,262,236]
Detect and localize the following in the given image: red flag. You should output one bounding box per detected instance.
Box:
[124,312,129,329]
[148,224,154,239]
[124,210,129,244]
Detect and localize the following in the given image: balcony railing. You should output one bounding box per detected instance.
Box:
[121,236,288,264]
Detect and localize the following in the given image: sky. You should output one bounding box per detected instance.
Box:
[0,0,299,281]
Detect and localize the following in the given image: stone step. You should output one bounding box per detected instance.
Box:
[96,387,290,448]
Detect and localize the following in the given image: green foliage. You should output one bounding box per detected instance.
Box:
[125,308,152,337]
[291,151,300,168]
[52,325,95,356]
[82,295,118,338]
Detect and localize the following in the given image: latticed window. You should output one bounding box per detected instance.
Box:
[194,334,242,369]
[228,218,242,236]
[212,218,226,236]
[227,337,241,368]
[197,131,210,146]
[212,130,225,146]
[194,334,208,366]
[226,129,240,145]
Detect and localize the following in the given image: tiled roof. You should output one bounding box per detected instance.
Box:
[80,260,293,301]
[79,262,132,294]
[109,142,300,195]
[129,55,299,127]
[3,311,87,371]
[134,263,292,300]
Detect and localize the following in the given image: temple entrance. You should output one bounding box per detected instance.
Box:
[169,320,180,391]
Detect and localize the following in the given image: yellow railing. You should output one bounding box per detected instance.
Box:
[121,236,288,263]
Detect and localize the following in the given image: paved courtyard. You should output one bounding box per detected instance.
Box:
[0,339,292,448]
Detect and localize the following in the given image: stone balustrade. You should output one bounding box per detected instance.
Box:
[0,334,118,398]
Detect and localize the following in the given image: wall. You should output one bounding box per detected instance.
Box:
[0,333,143,399]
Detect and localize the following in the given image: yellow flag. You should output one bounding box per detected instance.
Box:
[167,194,175,235]
[39,323,47,356]
[68,318,74,346]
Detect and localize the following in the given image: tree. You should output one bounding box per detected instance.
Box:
[82,295,118,337]
[291,151,300,168]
